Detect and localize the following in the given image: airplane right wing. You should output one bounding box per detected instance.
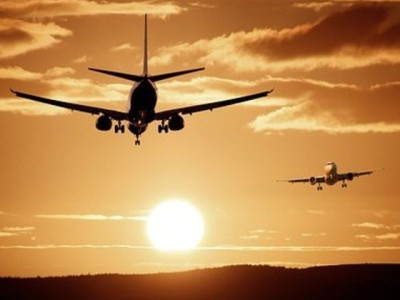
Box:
[155,90,272,121]
[278,176,325,184]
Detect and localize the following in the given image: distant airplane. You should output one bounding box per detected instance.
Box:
[278,162,381,191]
[11,15,272,145]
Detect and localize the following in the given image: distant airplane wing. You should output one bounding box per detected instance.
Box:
[336,169,381,181]
[278,176,325,184]
[154,90,273,121]
[11,89,129,121]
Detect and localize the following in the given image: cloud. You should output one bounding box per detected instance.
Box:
[150,4,400,72]
[0,66,74,80]
[375,233,400,240]
[0,244,150,250]
[0,232,15,237]
[1,67,131,115]
[293,1,335,11]
[0,226,35,238]
[1,244,399,252]
[0,19,72,59]
[111,43,137,52]
[199,245,400,252]
[0,66,42,80]
[0,0,185,19]
[351,222,390,230]
[44,66,75,78]
[248,101,400,135]
[2,226,35,232]
[35,214,147,221]
[73,55,90,64]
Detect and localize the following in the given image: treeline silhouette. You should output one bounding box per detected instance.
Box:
[1,264,399,299]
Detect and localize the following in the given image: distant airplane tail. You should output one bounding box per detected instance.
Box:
[89,14,204,82]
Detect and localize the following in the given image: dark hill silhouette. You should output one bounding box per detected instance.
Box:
[1,264,399,299]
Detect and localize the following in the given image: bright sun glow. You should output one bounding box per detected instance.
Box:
[147,200,204,251]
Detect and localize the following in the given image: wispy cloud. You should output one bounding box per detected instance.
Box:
[0,244,150,250]
[200,245,400,252]
[1,244,399,252]
[293,1,335,11]
[0,0,185,19]
[2,226,35,232]
[73,55,90,64]
[111,43,137,52]
[306,210,326,215]
[248,101,400,135]
[0,226,35,238]
[35,214,147,221]
[351,222,391,230]
[300,233,327,238]
[375,233,400,240]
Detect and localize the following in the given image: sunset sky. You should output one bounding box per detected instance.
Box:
[1,0,400,276]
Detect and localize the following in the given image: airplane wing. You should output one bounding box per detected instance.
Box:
[278,176,325,184]
[336,169,381,181]
[154,90,273,121]
[10,89,129,121]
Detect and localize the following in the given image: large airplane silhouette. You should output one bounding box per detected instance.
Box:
[11,15,272,145]
[278,162,380,191]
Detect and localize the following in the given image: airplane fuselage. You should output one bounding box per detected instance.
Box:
[324,162,338,185]
[127,78,158,135]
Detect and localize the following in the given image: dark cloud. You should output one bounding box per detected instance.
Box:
[0,27,32,44]
[247,4,400,60]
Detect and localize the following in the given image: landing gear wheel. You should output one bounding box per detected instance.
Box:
[114,123,125,133]
[158,124,169,134]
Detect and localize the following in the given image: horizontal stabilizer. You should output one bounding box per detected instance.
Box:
[89,67,144,82]
[149,67,205,82]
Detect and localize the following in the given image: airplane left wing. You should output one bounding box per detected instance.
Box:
[154,90,273,121]
[336,169,381,181]
[11,89,129,121]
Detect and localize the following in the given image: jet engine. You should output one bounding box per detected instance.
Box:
[310,177,317,185]
[168,115,184,131]
[346,173,354,181]
[96,115,112,131]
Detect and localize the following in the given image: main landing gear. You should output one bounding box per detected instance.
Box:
[158,120,168,134]
[317,184,323,191]
[342,181,347,188]
[114,121,125,133]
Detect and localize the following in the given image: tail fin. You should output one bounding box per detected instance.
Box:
[143,14,148,76]
[89,14,205,82]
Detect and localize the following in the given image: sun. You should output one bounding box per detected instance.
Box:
[147,200,204,251]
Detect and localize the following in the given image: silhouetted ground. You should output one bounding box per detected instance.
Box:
[1,264,399,299]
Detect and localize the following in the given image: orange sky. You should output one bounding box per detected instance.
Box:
[1,0,399,276]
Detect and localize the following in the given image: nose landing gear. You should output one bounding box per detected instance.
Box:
[134,135,141,146]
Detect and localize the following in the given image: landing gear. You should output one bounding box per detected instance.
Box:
[114,121,125,133]
[134,135,141,146]
[158,120,169,133]
[317,184,323,191]
[342,181,347,188]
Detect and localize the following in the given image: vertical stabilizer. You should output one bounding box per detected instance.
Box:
[143,14,148,77]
